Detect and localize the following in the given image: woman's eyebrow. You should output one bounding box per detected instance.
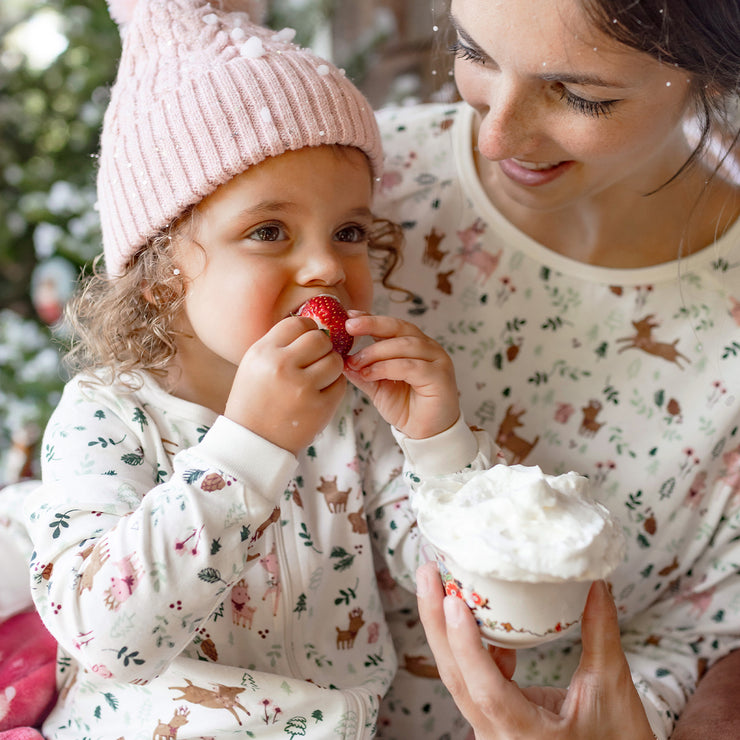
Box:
[449,12,628,89]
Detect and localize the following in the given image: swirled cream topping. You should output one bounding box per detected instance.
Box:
[414,464,625,582]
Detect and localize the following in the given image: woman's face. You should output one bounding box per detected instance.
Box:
[450,0,696,213]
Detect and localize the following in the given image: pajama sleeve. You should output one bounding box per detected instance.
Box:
[26,385,297,683]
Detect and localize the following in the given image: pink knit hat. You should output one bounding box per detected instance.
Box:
[99,0,382,276]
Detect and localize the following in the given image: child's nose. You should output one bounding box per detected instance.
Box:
[296,242,345,286]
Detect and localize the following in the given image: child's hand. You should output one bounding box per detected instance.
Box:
[344,314,460,439]
[225,316,347,455]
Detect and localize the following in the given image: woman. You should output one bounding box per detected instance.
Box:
[372,0,740,738]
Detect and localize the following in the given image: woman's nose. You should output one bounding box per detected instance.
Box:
[296,242,345,286]
[475,79,542,161]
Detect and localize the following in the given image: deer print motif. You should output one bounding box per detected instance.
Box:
[76,540,110,594]
[153,706,190,740]
[729,296,740,327]
[616,314,690,368]
[336,608,365,649]
[104,554,143,611]
[455,219,502,284]
[317,476,351,512]
[495,405,539,464]
[423,227,447,267]
[250,506,280,544]
[579,399,605,437]
[347,506,368,534]
[436,269,455,295]
[168,679,251,725]
[260,545,281,617]
[719,445,740,508]
[230,579,257,629]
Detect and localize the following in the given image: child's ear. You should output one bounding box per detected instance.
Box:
[141,280,155,304]
[141,267,183,306]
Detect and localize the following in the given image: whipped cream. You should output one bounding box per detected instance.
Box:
[414,464,625,582]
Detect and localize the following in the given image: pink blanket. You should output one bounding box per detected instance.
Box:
[0,610,57,739]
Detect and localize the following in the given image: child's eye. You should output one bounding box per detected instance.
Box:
[246,223,286,242]
[335,224,369,244]
[558,87,619,118]
[448,39,486,65]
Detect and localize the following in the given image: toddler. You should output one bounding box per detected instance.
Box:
[24,0,495,738]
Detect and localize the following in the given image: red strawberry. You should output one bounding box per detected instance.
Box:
[297,295,354,357]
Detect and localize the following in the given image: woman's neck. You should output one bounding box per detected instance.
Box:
[474,139,740,269]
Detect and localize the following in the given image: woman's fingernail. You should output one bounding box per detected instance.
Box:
[415,562,434,597]
[443,595,464,627]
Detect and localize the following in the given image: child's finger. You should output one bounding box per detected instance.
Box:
[268,314,332,349]
[349,358,449,394]
[346,335,447,371]
[345,313,426,340]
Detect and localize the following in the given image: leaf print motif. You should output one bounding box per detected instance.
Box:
[297,523,322,553]
[115,646,145,667]
[183,468,206,485]
[334,579,359,606]
[49,510,74,539]
[120,447,144,466]
[88,435,126,448]
[330,546,355,571]
[102,692,118,710]
[198,567,227,585]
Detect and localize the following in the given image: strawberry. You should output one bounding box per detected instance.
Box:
[297,294,354,357]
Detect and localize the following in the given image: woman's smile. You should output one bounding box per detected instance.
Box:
[498,157,575,186]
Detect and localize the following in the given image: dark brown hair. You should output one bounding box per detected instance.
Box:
[583,0,740,182]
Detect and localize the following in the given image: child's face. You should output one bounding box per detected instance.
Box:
[172,145,375,396]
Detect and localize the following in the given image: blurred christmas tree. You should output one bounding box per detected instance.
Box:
[0,0,446,483]
[0,0,120,482]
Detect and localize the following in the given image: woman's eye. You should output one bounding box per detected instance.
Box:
[335,224,369,244]
[559,88,619,118]
[449,39,485,65]
[246,224,286,242]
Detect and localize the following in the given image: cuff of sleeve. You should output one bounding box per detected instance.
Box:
[391,414,478,476]
[197,415,298,502]
[638,693,669,740]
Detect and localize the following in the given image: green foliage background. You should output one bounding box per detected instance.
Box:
[0,0,416,481]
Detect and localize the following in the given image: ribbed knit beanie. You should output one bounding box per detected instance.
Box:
[99,0,383,276]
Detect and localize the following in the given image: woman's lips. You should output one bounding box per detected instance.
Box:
[498,157,575,186]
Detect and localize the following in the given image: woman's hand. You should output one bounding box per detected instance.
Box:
[415,561,656,740]
[225,315,347,455]
[344,313,460,439]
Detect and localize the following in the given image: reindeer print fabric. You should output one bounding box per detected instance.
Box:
[373,102,740,739]
[25,371,494,739]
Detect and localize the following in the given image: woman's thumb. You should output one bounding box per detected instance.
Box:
[575,580,623,675]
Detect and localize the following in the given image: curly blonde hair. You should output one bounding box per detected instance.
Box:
[63,214,408,387]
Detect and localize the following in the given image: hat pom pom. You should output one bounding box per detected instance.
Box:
[106,0,139,28]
